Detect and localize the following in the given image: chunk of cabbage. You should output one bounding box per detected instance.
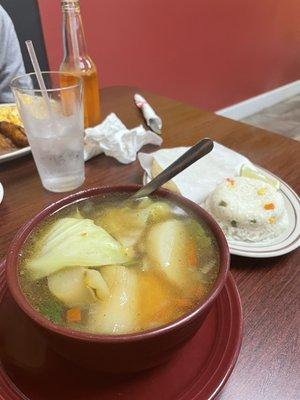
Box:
[96,201,172,247]
[96,207,150,247]
[87,265,138,334]
[27,218,129,280]
[146,219,191,288]
[84,269,110,300]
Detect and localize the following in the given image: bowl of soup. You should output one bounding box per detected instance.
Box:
[6,185,229,373]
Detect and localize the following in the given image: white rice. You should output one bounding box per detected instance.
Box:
[205,177,288,242]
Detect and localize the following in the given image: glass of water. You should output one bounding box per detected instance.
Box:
[11,71,85,192]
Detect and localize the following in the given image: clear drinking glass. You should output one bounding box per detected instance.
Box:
[11,71,85,192]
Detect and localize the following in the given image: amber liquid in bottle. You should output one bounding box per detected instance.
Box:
[60,0,101,128]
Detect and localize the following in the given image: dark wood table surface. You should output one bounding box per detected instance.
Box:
[0,87,299,399]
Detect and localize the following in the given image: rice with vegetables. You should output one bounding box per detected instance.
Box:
[205,177,288,242]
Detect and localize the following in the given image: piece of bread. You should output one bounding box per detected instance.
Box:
[151,158,180,193]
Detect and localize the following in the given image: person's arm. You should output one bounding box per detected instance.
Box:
[0,6,25,103]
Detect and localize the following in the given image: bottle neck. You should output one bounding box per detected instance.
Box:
[62,1,88,65]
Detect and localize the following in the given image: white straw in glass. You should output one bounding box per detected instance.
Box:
[25,40,54,120]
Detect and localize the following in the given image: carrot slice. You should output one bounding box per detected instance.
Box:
[66,308,81,323]
[264,203,275,210]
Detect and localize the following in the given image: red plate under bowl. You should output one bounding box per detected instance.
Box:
[0,261,243,400]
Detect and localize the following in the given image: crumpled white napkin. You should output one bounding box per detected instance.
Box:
[138,142,253,204]
[84,113,162,164]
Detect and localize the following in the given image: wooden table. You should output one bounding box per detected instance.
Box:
[0,87,299,399]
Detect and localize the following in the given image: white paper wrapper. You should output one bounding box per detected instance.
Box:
[84,113,162,164]
[134,94,162,134]
[138,142,253,204]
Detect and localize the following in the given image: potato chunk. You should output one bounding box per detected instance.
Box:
[88,265,138,334]
[48,267,109,308]
[146,219,191,288]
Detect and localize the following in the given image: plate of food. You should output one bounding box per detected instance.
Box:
[0,103,30,163]
[140,144,300,258]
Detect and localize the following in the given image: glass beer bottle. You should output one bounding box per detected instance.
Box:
[60,0,101,128]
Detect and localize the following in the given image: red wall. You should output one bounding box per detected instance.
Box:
[37,0,300,110]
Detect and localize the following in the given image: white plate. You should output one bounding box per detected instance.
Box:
[0,103,31,163]
[0,145,31,163]
[143,168,300,258]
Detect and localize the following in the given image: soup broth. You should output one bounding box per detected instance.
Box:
[19,194,219,335]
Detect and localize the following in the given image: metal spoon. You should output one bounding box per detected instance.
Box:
[130,137,214,200]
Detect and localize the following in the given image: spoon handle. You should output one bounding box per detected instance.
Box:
[132,137,214,199]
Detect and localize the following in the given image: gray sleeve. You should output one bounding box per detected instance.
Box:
[0,6,26,103]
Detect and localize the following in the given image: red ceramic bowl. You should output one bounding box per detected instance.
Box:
[5,185,230,373]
